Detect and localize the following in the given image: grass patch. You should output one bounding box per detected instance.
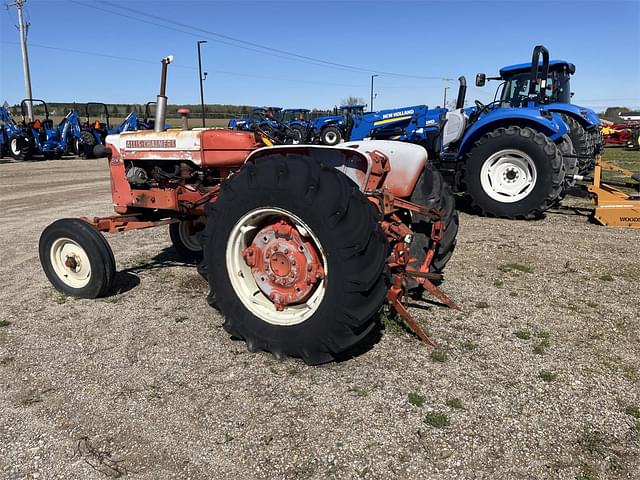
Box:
[461,340,477,351]
[0,356,15,365]
[539,370,557,382]
[423,412,449,428]
[348,386,369,397]
[475,301,490,309]
[599,273,614,281]
[533,338,551,355]
[513,330,531,340]
[536,330,550,339]
[430,350,448,363]
[493,279,504,288]
[53,293,67,304]
[0,320,11,327]
[624,405,640,419]
[446,398,464,409]
[408,391,425,407]
[498,263,534,274]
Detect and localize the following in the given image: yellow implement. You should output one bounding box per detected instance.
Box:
[586,158,640,228]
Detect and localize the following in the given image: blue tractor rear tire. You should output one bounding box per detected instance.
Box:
[320,126,342,146]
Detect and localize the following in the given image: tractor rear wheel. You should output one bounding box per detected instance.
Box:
[79,131,98,158]
[169,218,205,261]
[39,218,116,298]
[320,126,342,146]
[204,154,388,364]
[9,136,31,160]
[560,114,594,175]
[557,134,577,199]
[288,125,307,144]
[463,126,564,219]
[408,163,458,287]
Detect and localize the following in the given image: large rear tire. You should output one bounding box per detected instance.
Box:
[463,126,564,219]
[39,218,116,298]
[79,131,98,158]
[408,163,458,286]
[557,134,577,200]
[204,154,388,364]
[560,114,594,175]
[288,124,307,144]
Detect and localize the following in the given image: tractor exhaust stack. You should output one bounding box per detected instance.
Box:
[155,55,173,132]
[455,76,467,110]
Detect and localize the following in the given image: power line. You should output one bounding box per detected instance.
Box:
[70,0,454,81]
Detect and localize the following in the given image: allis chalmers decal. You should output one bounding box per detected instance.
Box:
[125,139,176,149]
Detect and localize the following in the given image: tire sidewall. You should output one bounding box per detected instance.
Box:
[321,126,341,146]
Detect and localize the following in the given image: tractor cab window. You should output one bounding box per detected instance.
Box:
[501,71,571,106]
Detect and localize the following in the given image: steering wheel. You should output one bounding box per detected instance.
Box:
[474,100,486,111]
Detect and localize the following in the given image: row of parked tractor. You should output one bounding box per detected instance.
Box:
[227,46,637,220]
[0,101,162,161]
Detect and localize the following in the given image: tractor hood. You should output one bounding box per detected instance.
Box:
[544,102,601,129]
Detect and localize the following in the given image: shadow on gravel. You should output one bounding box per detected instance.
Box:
[121,247,197,274]
[109,271,140,295]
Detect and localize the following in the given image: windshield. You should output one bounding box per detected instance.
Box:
[281,110,307,122]
[501,71,571,106]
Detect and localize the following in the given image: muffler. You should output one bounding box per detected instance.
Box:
[155,55,173,132]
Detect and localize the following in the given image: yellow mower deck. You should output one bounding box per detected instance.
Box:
[588,159,640,228]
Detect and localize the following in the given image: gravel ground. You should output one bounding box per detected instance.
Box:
[0,157,638,480]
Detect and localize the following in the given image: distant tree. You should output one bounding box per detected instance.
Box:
[341,96,366,106]
[111,105,119,116]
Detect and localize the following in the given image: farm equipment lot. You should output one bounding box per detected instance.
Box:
[0,154,638,479]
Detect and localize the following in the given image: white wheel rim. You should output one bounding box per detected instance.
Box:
[480,149,537,203]
[324,131,337,144]
[10,138,18,154]
[50,237,91,288]
[178,219,203,252]
[226,207,327,326]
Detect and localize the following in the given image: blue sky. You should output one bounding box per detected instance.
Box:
[1,0,638,112]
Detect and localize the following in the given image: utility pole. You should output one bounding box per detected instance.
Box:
[370,74,379,112]
[443,86,450,109]
[197,40,207,128]
[7,0,33,120]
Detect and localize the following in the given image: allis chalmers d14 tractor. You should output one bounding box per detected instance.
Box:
[39,56,458,364]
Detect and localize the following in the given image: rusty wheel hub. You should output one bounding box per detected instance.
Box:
[242,218,324,311]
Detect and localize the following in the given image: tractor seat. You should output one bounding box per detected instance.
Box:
[441,109,467,148]
[42,119,53,130]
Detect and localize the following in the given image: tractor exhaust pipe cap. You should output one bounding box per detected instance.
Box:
[155,55,173,132]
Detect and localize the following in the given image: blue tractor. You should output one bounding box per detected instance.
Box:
[9,99,81,160]
[0,106,23,159]
[280,108,313,143]
[475,45,601,174]
[424,72,574,219]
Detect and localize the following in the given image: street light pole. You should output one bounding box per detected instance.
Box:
[8,0,33,120]
[443,86,450,109]
[370,74,379,112]
[197,40,207,128]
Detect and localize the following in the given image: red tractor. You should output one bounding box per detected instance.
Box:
[39,57,459,364]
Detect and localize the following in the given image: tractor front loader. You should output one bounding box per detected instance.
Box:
[39,56,459,364]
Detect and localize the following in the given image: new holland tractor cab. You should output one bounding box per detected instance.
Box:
[476,45,601,174]
[429,73,575,219]
[9,99,81,160]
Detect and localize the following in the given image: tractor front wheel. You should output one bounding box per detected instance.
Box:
[288,125,307,144]
[464,126,564,219]
[204,154,388,364]
[9,136,32,161]
[39,218,116,298]
[320,126,342,146]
